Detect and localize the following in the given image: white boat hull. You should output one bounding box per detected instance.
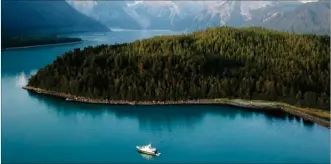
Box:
[136,146,161,156]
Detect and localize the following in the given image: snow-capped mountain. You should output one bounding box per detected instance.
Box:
[67,0,314,31]
[259,1,330,35]
[191,1,304,30]
[123,1,183,29]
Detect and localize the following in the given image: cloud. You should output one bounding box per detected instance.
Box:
[66,0,98,16]
[15,70,38,87]
[299,0,318,3]
[16,72,28,87]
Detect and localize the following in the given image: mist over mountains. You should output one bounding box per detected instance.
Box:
[1,0,329,36]
[256,1,330,35]
[68,0,329,34]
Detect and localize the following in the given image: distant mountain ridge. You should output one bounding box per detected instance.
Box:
[2,0,110,36]
[68,0,329,35]
[256,1,330,35]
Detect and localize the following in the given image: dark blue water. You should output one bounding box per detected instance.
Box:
[2,31,330,163]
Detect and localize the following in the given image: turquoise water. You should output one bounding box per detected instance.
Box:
[2,31,330,163]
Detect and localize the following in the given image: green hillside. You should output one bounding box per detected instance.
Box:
[27,27,330,110]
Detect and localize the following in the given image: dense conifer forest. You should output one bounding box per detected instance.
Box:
[27,27,330,110]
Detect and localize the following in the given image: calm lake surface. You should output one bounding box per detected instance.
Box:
[2,31,330,163]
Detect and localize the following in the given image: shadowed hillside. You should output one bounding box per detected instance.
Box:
[2,0,109,36]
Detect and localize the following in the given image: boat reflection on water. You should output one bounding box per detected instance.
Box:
[138,152,155,160]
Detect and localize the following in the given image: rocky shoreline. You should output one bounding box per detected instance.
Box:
[23,86,330,128]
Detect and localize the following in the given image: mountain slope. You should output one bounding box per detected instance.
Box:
[68,1,198,30]
[258,1,330,35]
[68,0,329,34]
[192,1,278,30]
[2,0,110,36]
[68,1,301,31]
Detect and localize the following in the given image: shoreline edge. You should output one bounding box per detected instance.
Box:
[1,40,83,51]
[23,86,330,128]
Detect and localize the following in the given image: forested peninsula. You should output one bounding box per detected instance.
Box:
[25,27,330,125]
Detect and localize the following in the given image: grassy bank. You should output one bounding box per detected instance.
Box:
[23,86,330,128]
